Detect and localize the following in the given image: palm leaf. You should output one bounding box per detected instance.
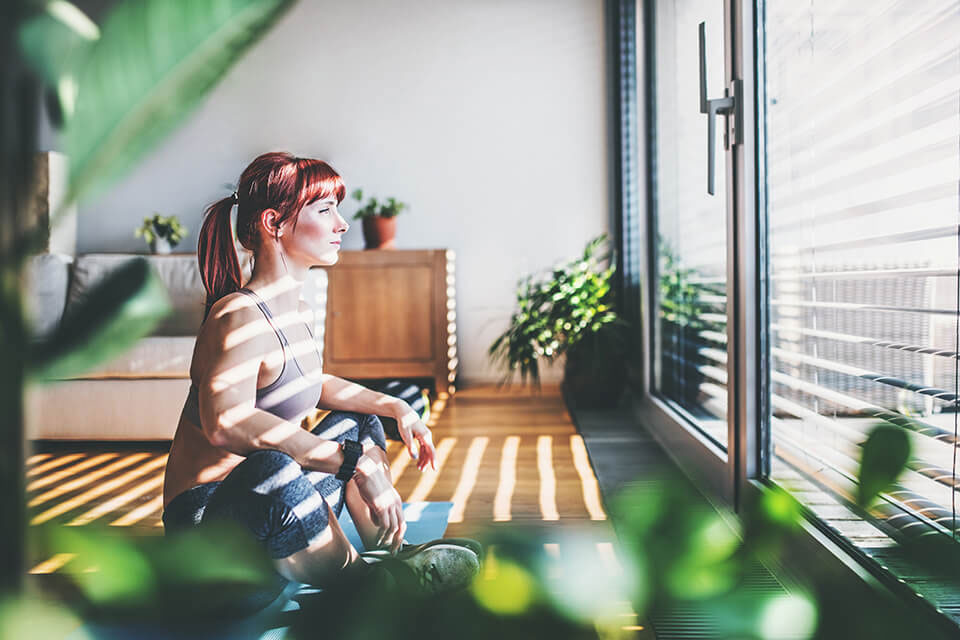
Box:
[64,0,296,204]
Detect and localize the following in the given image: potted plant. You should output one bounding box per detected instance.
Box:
[488,233,631,409]
[657,238,711,406]
[135,214,187,254]
[351,188,407,249]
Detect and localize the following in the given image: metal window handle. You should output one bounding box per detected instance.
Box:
[698,21,741,195]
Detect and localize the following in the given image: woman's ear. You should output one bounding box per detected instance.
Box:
[259,208,284,239]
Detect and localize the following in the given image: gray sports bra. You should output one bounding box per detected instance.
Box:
[180,287,324,428]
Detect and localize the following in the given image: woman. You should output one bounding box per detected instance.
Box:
[161,152,479,597]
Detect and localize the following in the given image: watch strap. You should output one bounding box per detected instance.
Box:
[336,439,363,481]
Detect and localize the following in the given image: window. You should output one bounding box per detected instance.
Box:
[651,0,730,450]
[631,0,960,617]
[764,0,960,546]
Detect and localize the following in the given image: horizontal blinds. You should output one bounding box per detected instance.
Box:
[764,0,960,537]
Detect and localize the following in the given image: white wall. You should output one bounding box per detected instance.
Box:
[74,0,609,385]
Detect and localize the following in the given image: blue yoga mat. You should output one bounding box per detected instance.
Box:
[67,502,455,640]
[338,501,454,551]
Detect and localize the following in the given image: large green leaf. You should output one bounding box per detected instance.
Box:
[17,1,99,84]
[64,0,296,203]
[28,258,171,382]
[856,423,911,508]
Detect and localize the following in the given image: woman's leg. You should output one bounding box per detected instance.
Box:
[200,448,364,588]
[308,410,391,552]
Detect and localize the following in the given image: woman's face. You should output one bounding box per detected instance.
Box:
[280,196,349,267]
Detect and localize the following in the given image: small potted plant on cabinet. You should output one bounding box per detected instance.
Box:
[488,233,631,409]
[135,213,187,254]
[351,188,407,249]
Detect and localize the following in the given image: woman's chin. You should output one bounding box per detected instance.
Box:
[311,251,340,267]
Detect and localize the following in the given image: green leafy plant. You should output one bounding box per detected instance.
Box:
[658,239,709,333]
[856,422,912,509]
[1,0,296,596]
[350,187,407,220]
[134,213,188,248]
[488,233,628,390]
[657,238,716,404]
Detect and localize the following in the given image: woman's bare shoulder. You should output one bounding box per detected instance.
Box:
[190,293,268,374]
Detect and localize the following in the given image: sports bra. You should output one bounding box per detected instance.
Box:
[180,287,324,428]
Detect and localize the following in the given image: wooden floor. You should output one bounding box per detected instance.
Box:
[26,384,651,637]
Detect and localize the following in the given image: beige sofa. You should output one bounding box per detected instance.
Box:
[24,252,327,440]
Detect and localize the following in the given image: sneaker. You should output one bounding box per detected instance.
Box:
[364,537,484,562]
[360,541,480,595]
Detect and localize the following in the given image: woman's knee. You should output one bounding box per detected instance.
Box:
[358,414,387,452]
[311,411,386,452]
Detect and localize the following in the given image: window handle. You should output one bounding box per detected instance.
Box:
[698,22,741,195]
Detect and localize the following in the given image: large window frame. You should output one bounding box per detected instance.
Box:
[618,0,960,631]
[630,0,762,509]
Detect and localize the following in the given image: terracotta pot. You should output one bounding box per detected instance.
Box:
[361,215,397,249]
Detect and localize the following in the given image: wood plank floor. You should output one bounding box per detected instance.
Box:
[25,384,651,637]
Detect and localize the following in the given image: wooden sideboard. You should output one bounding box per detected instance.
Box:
[319,249,457,396]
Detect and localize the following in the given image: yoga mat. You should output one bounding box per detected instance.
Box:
[337,501,454,551]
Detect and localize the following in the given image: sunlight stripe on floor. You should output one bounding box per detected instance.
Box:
[28,453,148,505]
[537,436,559,521]
[29,553,76,574]
[111,495,164,527]
[31,455,169,525]
[27,453,122,492]
[67,473,165,526]
[493,436,520,522]
[570,435,607,520]
[596,542,621,575]
[447,436,489,523]
[26,453,87,479]
[27,453,52,466]
[405,438,457,502]
[390,447,412,484]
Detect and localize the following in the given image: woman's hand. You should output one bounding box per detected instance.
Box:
[393,402,437,471]
[353,454,406,553]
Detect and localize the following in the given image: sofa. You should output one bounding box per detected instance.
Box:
[24,252,328,440]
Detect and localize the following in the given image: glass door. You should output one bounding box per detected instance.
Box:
[650,0,735,451]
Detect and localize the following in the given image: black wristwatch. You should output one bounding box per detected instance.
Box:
[336,439,363,481]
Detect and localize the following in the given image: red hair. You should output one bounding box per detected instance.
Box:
[197,152,346,317]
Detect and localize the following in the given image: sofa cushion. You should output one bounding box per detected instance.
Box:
[66,336,195,379]
[66,254,204,336]
[25,252,72,339]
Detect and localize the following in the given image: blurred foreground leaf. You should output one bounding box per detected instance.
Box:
[0,594,90,640]
[35,521,278,624]
[45,526,156,607]
[28,258,171,381]
[856,423,911,509]
[17,1,99,120]
[62,0,297,204]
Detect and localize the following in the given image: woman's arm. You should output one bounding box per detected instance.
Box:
[316,374,406,416]
[319,374,438,470]
[195,297,344,474]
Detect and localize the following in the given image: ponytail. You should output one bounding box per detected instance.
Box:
[198,196,242,319]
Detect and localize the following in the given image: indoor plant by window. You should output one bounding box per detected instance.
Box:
[350,188,407,249]
[135,213,187,254]
[658,238,712,406]
[488,233,630,409]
